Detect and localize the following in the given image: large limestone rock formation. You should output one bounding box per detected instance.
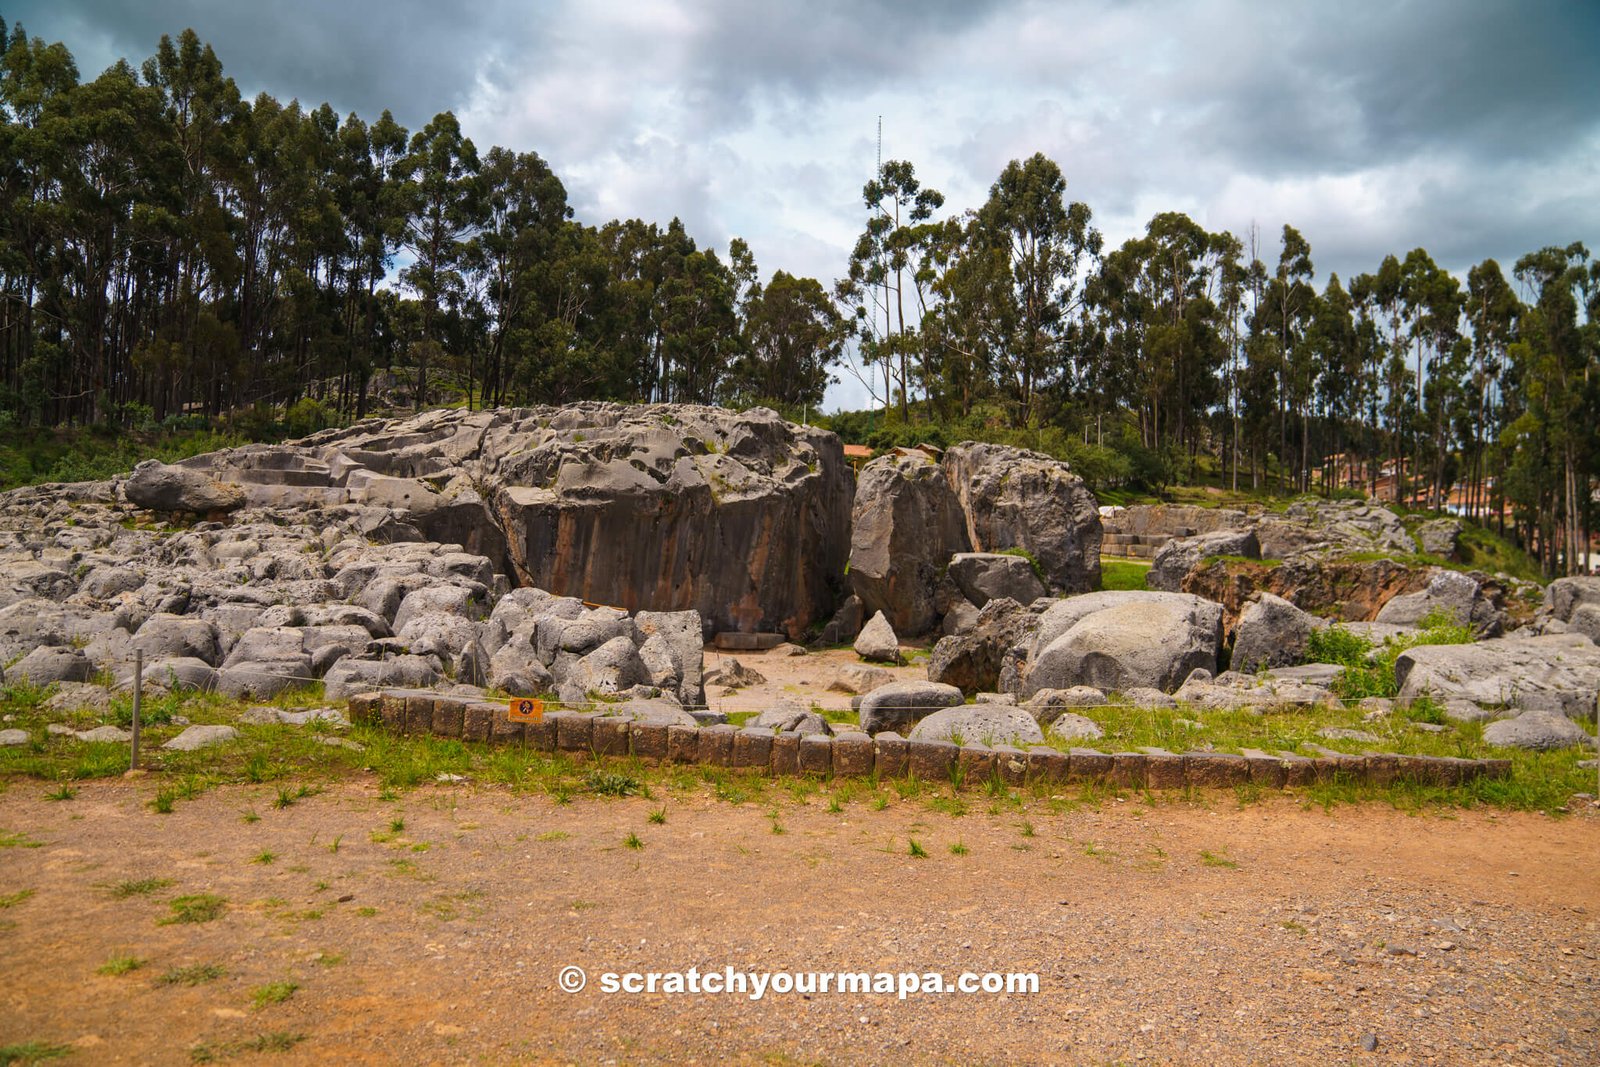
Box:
[1394,635,1600,720]
[1017,591,1224,697]
[149,404,853,639]
[941,442,1102,594]
[848,443,1100,635]
[846,452,969,637]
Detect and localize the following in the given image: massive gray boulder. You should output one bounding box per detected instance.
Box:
[946,553,1046,608]
[1542,576,1600,625]
[908,704,1044,747]
[125,460,245,514]
[1394,635,1600,719]
[847,451,970,636]
[1020,592,1224,697]
[1481,710,1597,751]
[10,646,92,685]
[941,442,1102,594]
[927,597,1038,695]
[1231,593,1325,673]
[163,404,854,639]
[1375,569,1502,636]
[1148,529,1260,592]
[857,681,965,736]
[849,442,1100,637]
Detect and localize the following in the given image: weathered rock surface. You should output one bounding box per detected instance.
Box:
[908,704,1044,747]
[941,442,1102,594]
[946,553,1046,608]
[826,664,894,696]
[853,611,902,664]
[926,598,1038,695]
[1020,592,1224,697]
[10,645,92,685]
[1414,518,1463,559]
[125,459,245,514]
[164,404,854,638]
[1024,686,1107,725]
[1148,529,1260,592]
[856,681,965,736]
[847,452,970,636]
[752,700,833,736]
[849,442,1100,635]
[1045,712,1105,743]
[1481,710,1597,751]
[161,724,239,751]
[1395,635,1600,719]
[1231,593,1326,673]
[1375,569,1502,636]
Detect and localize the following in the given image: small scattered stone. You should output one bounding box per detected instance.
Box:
[1359,1032,1378,1052]
[1319,727,1381,743]
[0,728,30,746]
[75,725,132,743]
[161,724,239,751]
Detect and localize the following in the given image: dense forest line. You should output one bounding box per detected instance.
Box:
[1,24,1596,574]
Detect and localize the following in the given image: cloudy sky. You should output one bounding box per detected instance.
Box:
[11,0,1599,410]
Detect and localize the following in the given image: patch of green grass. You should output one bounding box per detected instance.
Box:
[948,841,969,856]
[97,954,146,976]
[161,894,227,925]
[157,963,226,986]
[907,838,929,858]
[42,783,75,802]
[252,851,275,865]
[1199,849,1239,869]
[623,832,644,850]
[0,889,36,909]
[250,981,299,1008]
[585,770,644,797]
[151,788,177,814]
[1098,558,1152,591]
[647,806,667,825]
[535,830,569,842]
[0,1041,72,1066]
[105,877,173,898]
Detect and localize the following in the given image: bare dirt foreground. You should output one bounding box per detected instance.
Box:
[2,780,1597,1067]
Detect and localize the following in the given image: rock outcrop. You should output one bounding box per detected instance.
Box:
[1394,635,1600,719]
[849,442,1100,635]
[926,597,1039,695]
[154,404,854,639]
[1017,592,1224,697]
[1230,593,1325,673]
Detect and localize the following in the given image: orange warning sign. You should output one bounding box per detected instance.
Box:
[507,698,544,722]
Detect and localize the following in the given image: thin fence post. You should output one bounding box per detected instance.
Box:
[130,649,143,771]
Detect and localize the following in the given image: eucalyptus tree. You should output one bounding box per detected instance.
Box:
[726,270,845,409]
[398,111,483,409]
[1462,260,1519,523]
[836,159,944,418]
[954,154,1099,428]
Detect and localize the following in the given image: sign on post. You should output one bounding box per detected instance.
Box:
[507,697,544,722]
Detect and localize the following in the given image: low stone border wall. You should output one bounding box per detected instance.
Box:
[347,690,1512,790]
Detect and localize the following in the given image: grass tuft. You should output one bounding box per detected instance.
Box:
[160,894,227,925]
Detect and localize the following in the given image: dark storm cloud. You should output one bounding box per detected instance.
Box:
[2,0,525,125]
[1184,2,1600,175]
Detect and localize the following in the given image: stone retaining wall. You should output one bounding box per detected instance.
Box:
[347,689,1511,790]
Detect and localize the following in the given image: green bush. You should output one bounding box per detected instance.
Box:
[1317,610,1474,701]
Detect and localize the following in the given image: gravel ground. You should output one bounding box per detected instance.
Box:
[1,779,1596,1065]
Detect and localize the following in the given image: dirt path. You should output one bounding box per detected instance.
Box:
[2,780,1597,1065]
